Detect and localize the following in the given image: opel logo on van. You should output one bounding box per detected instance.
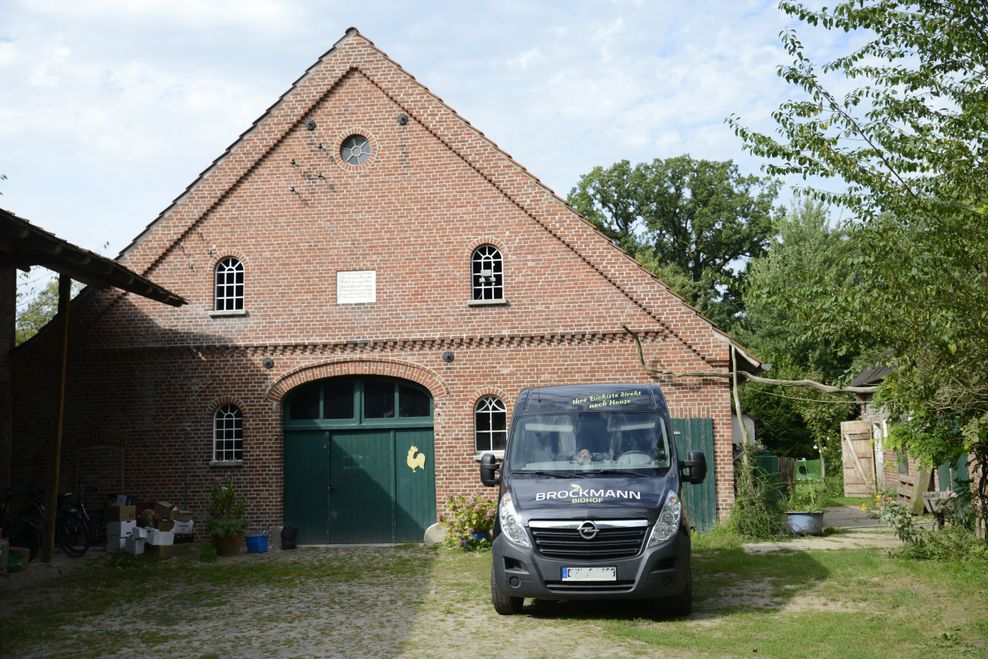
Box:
[578,521,599,540]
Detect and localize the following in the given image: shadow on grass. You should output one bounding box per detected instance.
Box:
[0,545,442,657]
[516,547,830,621]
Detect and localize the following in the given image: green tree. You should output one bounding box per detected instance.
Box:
[15,275,81,345]
[740,199,862,456]
[730,0,988,521]
[568,156,780,328]
[16,277,60,345]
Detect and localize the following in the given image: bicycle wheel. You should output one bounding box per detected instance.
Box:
[56,511,90,557]
[6,518,42,560]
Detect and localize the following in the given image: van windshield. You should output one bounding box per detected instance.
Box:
[507,411,671,473]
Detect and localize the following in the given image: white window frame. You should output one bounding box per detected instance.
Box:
[474,395,507,458]
[471,245,504,302]
[214,257,245,313]
[212,404,243,464]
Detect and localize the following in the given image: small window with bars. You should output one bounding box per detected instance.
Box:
[214,257,244,311]
[213,404,243,462]
[475,396,507,453]
[471,245,503,301]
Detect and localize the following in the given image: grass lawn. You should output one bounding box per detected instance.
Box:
[1,534,986,657]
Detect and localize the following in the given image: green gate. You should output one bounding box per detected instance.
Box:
[671,418,717,532]
[283,377,436,544]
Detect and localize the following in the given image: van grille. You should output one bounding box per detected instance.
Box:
[530,525,647,560]
[544,580,636,593]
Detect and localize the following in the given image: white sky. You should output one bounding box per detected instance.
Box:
[0,0,855,261]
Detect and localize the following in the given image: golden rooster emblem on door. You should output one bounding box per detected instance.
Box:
[406,445,426,472]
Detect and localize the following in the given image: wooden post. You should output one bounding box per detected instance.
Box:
[0,265,15,493]
[42,275,71,562]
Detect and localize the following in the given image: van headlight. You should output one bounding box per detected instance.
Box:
[498,492,530,548]
[647,490,682,547]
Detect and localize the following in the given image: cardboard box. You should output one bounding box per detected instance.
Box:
[153,501,174,519]
[112,494,128,506]
[146,543,194,560]
[174,533,194,545]
[131,526,149,540]
[106,505,137,522]
[106,535,127,554]
[107,521,137,537]
[124,536,145,555]
[172,520,194,535]
[171,510,192,523]
[146,529,174,546]
[155,519,175,532]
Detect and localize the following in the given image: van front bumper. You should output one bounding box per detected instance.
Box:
[491,530,690,601]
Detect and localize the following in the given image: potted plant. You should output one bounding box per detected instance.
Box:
[439,495,496,550]
[206,479,247,556]
[783,481,826,535]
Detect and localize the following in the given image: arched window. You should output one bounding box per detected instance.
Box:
[475,396,507,453]
[471,245,503,301]
[213,404,243,462]
[214,257,244,311]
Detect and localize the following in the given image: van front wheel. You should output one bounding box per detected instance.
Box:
[660,568,693,618]
[491,568,524,615]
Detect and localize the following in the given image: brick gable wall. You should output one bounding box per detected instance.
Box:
[10,30,737,531]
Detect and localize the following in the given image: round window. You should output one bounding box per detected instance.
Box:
[340,134,371,166]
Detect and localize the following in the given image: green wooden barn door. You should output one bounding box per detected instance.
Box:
[671,418,717,532]
[394,428,437,543]
[284,430,330,544]
[284,377,435,544]
[329,429,396,543]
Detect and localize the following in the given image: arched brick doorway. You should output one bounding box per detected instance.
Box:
[282,376,435,544]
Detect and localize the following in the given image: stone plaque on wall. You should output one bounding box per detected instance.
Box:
[336,270,376,304]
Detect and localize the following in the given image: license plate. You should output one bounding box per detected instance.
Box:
[561,566,617,582]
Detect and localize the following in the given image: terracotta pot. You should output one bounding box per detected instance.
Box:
[213,533,245,556]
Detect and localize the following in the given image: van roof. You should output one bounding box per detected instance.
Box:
[517,384,665,415]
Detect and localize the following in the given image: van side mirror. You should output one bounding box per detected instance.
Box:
[679,450,707,484]
[480,453,501,487]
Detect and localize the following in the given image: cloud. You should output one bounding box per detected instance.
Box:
[0,0,864,253]
[16,0,305,33]
[507,48,541,71]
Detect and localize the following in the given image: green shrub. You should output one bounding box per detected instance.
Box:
[824,472,845,499]
[728,443,788,539]
[900,525,988,561]
[877,495,924,545]
[205,478,247,539]
[877,495,988,560]
[439,495,496,551]
[198,541,218,562]
[784,480,828,512]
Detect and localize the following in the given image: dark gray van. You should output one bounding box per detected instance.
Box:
[480,384,706,615]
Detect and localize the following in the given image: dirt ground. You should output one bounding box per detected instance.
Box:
[1,519,980,658]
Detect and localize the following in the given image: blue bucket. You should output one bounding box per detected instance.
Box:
[245,534,269,553]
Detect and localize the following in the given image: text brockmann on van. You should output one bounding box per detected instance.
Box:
[535,488,643,504]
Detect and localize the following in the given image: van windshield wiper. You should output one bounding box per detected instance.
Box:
[605,469,657,477]
[574,468,657,478]
[513,470,579,478]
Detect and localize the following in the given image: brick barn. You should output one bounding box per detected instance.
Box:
[10,28,757,543]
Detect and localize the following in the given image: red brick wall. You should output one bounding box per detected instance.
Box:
[9,30,737,530]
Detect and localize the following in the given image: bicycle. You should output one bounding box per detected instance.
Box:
[56,484,104,557]
[0,486,46,561]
